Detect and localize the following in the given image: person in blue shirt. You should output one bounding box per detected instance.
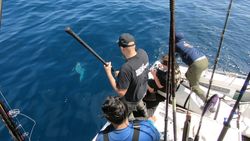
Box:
[175,33,208,102]
[96,96,160,141]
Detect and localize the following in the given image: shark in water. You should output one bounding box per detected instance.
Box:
[72,62,85,82]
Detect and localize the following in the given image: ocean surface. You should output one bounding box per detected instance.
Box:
[0,0,249,140]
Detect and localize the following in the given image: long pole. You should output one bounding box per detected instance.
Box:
[0,2,23,141]
[164,50,170,141]
[0,0,3,29]
[0,102,24,141]
[205,0,234,101]
[182,111,191,141]
[164,0,177,140]
[65,27,114,72]
[170,0,177,140]
[182,90,193,141]
[217,72,250,141]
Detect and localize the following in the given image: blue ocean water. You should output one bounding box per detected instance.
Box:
[0,0,249,140]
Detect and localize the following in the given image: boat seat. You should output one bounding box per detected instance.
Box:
[199,82,234,95]
[180,76,237,99]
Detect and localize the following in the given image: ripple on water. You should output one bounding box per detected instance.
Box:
[0,0,249,140]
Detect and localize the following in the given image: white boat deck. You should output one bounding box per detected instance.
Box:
[93,64,250,141]
[153,102,242,141]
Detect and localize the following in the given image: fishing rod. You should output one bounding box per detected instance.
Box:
[170,0,177,140]
[182,111,191,141]
[0,89,36,141]
[0,101,25,141]
[0,0,3,29]
[164,58,170,141]
[165,48,171,141]
[65,27,114,72]
[194,94,219,141]
[182,90,193,141]
[205,0,234,102]
[217,72,250,141]
[164,0,177,140]
[0,3,25,139]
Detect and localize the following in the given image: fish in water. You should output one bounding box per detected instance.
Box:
[72,62,85,82]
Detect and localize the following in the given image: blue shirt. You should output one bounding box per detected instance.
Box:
[96,120,160,141]
[176,40,205,66]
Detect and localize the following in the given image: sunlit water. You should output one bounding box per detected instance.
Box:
[0,0,249,140]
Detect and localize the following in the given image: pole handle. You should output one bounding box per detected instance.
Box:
[65,27,114,72]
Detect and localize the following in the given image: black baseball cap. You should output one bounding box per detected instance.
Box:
[117,33,135,48]
[175,32,184,43]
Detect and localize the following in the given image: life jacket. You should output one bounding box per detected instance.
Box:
[103,122,140,141]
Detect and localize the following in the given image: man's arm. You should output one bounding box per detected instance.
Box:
[104,62,127,97]
[147,85,155,93]
[151,69,164,89]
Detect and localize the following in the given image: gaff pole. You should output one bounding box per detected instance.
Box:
[65,27,114,72]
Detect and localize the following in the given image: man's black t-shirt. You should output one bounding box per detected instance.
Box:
[117,49,149,102]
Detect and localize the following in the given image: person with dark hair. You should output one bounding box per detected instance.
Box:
[175,33,208,102]
[143,55,181,116]
[148,55,169,94]
[147,55,181,94]
[96,96,160,141]
[104,33,149,119]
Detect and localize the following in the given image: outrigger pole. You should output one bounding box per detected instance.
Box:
[0,101,24,141]
[0,0,3,29]
[164,0,177,140]
[217,72,250,141]
[205,0,234,102]
[65,27,114,72]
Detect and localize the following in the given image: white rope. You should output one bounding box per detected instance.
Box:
[0,89,36,141]
[0,89,12,109]
[0,90,26,133]
[19,113,36,141]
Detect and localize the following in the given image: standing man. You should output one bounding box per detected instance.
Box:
[104,33,149,119]
[175,33,209,102]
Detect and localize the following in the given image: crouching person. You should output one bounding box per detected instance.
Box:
[96,96,160,141]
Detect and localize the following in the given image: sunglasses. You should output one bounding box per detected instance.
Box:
[117,40,135,48]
